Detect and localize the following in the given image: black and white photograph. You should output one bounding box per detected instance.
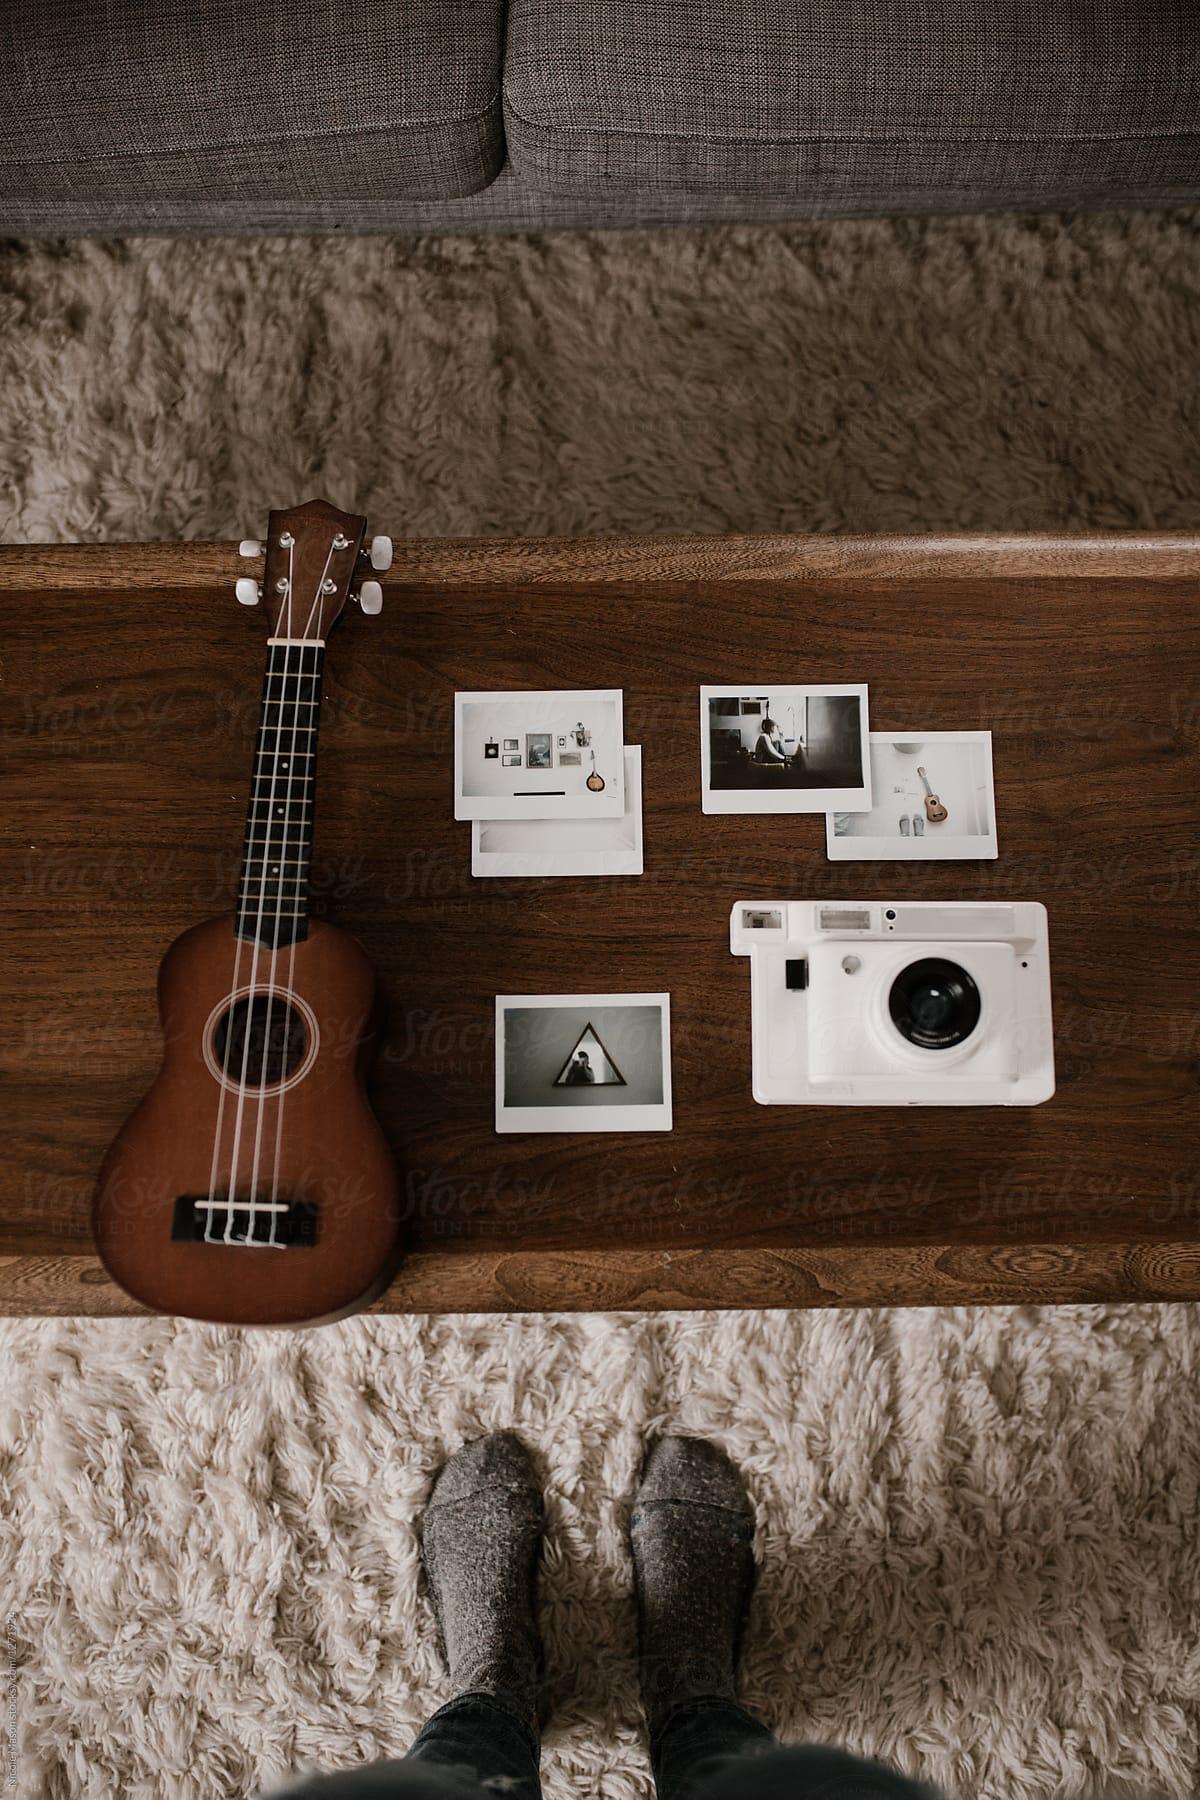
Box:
[495,993,672,1132]
[827,731,998,860]
[700,685,871,814]
[473,746,643,878]
[454,690,625,820]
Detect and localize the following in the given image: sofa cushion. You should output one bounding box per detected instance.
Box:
[504,0,1200,209]
[0,0,504,220]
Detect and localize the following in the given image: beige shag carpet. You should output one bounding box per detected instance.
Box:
[2,213,1199,1799]
[4,1307,1199,1799]
[0,213,1197,544]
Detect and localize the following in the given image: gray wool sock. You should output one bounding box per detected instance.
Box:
[420,1432,544,1729]
[630,1436,756,1736]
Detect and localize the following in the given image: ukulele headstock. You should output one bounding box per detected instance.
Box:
[235,499,393,636]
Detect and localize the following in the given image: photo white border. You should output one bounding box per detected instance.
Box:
[825,730,998,861]
[472,746,643,878]
[455,689,625,820]
[495,992,672,1133]
[699,684,871,814]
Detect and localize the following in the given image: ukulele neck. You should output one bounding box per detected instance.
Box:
[235,636,325,949]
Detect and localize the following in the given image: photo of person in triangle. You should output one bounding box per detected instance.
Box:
[496,995,671,1132]
[554,1023,627,1088]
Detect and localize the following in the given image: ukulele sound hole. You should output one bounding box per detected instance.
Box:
[212,994,308,1088]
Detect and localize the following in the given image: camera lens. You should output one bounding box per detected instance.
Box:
[888,958,981,1050]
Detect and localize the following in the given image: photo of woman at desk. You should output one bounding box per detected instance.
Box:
[753,716,791,765]
[704,687,867,802]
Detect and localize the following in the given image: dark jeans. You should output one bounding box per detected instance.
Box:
[269,1688,941,1800]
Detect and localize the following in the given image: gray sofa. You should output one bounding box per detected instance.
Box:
[2,0,1197,234]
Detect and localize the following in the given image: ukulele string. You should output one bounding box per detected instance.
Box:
[267,532,364,1232]
[247,540,335,1245]
[217,534,299,1242]
[200,532,296,1238]
[225,542,310,1244]
[243,635,302,1249]
[266,651,319,1238]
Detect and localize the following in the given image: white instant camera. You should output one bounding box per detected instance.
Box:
[730,899,1055,1106]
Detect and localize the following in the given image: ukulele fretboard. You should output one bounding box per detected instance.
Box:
[235,640,325,948]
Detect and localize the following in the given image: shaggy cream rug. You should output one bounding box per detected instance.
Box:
[1,213,1199,1799]
[0,212,1197,544]
[3,1306,1198,1799]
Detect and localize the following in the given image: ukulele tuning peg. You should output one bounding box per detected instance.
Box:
[357,580,383,616]
[235,577,262,606]
[362,534,393,572]
[238,539,264,558]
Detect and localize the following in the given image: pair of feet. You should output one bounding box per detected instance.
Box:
[420,1433,756,1739]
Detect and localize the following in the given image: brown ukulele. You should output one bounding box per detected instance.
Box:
[917,766,949,823]
[93,499,404,1328]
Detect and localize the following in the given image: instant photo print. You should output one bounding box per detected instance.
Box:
[730,899,1054,1107]
[473,746,644,878]
[495,993,672,1132]
[455,690,625,820]
[827,732,998,861]
[700,685,871,814]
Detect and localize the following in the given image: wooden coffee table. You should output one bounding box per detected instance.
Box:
[3,533,1198,1316]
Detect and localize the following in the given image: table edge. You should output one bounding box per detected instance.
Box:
[2,1242,1198,1318]
[2,530,1198,591]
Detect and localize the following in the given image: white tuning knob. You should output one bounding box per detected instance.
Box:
[236,577,261,606]
[358,580,383,616]
[238,539,263,558]
[368,535,393,572]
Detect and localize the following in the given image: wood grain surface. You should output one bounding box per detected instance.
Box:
[3,531,1198,1315]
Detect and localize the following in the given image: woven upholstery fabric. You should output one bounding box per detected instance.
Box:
[0,0,504,212]
[504,0,1200,206]
[5,161,1200,237]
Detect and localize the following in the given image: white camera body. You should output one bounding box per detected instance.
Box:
[730,899,1055,1107]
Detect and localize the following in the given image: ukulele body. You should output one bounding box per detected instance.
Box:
[93,913,403,1327]
[916,766,949,823]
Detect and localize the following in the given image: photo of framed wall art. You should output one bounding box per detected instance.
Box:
[474,746,644,879]
[454,690,625,821]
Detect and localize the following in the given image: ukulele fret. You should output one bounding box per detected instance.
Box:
[236,641,326,948]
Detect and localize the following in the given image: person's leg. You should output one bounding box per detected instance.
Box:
[411,1432,545,1800]
[659,1731,942,1800]
[629,1436,942,1800]
[261,1745,503,1797]
[629,1435,776,1800]
[399,1693,540,1798]
[261,1433,544,1800]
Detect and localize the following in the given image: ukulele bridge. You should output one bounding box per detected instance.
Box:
[171,1195,319,1248]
